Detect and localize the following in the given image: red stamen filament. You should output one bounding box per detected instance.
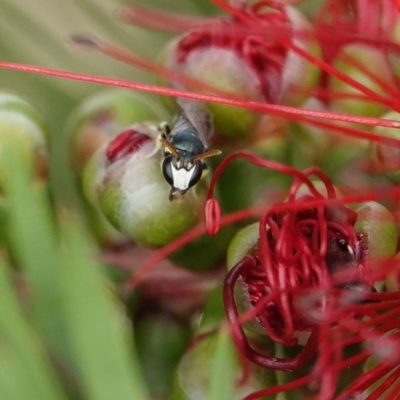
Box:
[2,60,400,135]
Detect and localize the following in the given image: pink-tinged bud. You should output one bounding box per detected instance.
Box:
[159,2,320,141]
[66,88,167,172]
[83,125,204,247]
[328,44,394,117]
[370,110,400,182]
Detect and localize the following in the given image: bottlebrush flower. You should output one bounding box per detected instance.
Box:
[203,151,400,399]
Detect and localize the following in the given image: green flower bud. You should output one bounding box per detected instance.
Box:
[226,223,267,336]
[83,125,204,247]
[370,110,400,182]
[0,92,48,182]
[66,88,167,172]
[385,252,400,292]
[354,201,398,270]
[227,223,259,270]
[329,44,393,117]
[67,89,169,246]
[172,330,277,400]
[0,93,49,246]
[289,98,332,169]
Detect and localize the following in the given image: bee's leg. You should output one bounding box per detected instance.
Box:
[158,121,171,139]
[140,121,170,159]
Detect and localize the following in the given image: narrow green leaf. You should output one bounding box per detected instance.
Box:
[1,143,69,355]
[208,327,237,400]
[59,213,148,400]
[0,258,66,400]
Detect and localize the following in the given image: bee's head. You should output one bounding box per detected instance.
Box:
[160,137,222,201]
[162,154,204,201]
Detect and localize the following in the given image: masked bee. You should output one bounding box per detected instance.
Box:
[159,99,221,201]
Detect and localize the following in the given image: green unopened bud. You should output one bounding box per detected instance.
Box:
[0,92,48,182]
[227,223,259,270]
[289,98,332,168]
[385,252,400,291]
[226,223,266,336]
[83,125,204,247]
[0,93,49,246]
[370,111,400,182]
[172,330,277,400]
[354,201,398,270]
[329,44,393,117]
[66,88,167,172]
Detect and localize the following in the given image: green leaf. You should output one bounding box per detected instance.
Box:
[0,257,66,400]
[1,142,69,356]
[208,327,237,400]
[59,213,148,400]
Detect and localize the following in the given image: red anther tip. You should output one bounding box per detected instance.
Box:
[106,129,152,164]
[205,198,221,235]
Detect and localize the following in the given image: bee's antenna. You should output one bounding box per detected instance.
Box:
[192,149,222,162]
[160,137,180,159]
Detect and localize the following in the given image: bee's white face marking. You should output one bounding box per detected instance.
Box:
[171,163,196,191]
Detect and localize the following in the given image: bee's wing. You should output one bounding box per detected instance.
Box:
[176,98,213,147]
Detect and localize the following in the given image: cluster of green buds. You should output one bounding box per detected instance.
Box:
[60,0,400,397]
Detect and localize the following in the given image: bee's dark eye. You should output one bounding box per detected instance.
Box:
[326,237,356,273]
[162,155,174,186]
[188,161,203,188]
[338,239,349,252]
